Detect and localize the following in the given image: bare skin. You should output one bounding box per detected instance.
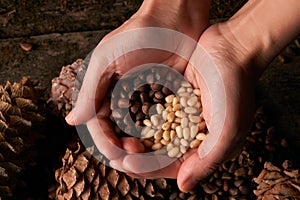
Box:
[66,0,300,192]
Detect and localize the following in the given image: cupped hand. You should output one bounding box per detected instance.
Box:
[120,23,258,192]
[65,1,210,170]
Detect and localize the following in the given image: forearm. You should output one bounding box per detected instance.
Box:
[221,0,300,77]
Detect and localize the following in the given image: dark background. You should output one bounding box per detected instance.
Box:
[0,0,299,172]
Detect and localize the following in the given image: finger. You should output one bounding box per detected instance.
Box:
[120,150,178,175]
[122,154,180,178]
[66,47,115,125]
[177,125,246,192]
[110,158,130,173]
[127,149,197,179]
[86,116,125,161]
[180,73,255,193]
[120,137,145,153]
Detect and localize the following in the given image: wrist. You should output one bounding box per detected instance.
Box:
[136,0,211,39]
[220,0,300,79]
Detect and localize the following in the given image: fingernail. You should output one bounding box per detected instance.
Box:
[65,110,74,125]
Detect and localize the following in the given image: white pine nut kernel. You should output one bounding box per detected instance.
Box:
[162,110,167,121]
[167,143,174,151]
[187,88,193,93]
[188,122,194,128]
[176,152,183,158]
[156,103,165,115]
[183,127,190,140]
[181,81,191,87]
[173,137,180,146]
[177,87,186,93]
[151,115,159,127]
[179,96,188,107]
[175,126,183,138]
[144,129,155,138]
[181,117,188,128]
[141,126,151,137]
[187,96,198,107]
[180,139,189,147]
[190,125,198,138]
[184,107,198,114]
[189,115,200,123]
[167,146,180,158]
[180,145,187,154]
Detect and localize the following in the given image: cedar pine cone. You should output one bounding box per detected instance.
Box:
[254,160,300,200]
[0,77,46,199]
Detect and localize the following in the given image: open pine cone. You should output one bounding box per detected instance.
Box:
[54,141,177,200]
[49,58,296,199]
[0,77,46,199]
[254,160,300,200]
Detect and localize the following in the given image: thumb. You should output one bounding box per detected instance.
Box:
[178,57,238,192]
[66,47,114,125]
[177,152,219,192]
[177,125,243,192]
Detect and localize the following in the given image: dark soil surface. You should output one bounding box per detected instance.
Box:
[0,0,299,198]
[0,0,247,86]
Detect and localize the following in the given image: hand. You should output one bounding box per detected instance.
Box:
[65,0,211,169]
[119,22,257,191]
[119,0,300,191]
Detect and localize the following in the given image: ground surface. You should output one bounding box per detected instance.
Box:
[0,0,299,198]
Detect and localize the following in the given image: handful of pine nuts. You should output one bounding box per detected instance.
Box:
[110,65,207,158]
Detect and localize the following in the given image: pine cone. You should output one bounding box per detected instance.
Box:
[0,77,46,199]
[50,59,290,199]
[49,53,90,117]
[49,59,82,117]
[55,141,177,200]
[254,160,300,199]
